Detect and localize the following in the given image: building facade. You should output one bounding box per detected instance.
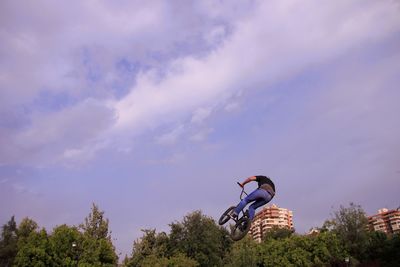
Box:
[368,208,400,234]
[249,204,294,242]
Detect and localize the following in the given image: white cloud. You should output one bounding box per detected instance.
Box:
[190,128,214,142]
[0,0,228,111]
[12,183,40,196]
[224,102,240,112]
[113,0,400,138]
[143,152,185,165]
[191,107,213,124]
[3,99,116,165]
[155,125,185,145]
[1,0,399,166]
[205,25,227,46]
[0,178,10,184]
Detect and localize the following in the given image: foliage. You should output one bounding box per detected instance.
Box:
[129,229,170,266]
[48,224,82,266]
[380,233,400,267]
[13,217,51,267]
[224,236,258,267]
[3,202,400,266]
[16,218,38,242]
[127,210,231,267]
[138,253,199,267]
[78,203,118,266]
[4,204,118,266]
[0,216,18,267]
[168,210,232,267]
[14,227,52,267]
[167,253,199,267]
[323,202,369,261]
[80,203,110,240]
[225,230,347,267]
[126,229,199,267]
[262,226,294,241]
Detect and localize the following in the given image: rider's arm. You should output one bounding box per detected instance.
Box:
[240,176,257,187]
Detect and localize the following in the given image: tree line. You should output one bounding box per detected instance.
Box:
[1,203,399,266]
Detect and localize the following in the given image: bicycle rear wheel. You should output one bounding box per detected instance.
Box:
[230,216,251,241]
[218,206,235,225]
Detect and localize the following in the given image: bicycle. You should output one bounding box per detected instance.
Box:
[218,182,252,241]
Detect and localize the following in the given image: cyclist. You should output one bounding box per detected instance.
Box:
[231,175,275,220]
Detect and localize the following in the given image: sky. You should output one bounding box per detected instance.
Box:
[1,0,400,258]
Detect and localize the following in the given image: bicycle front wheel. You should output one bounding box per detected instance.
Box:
[218,206,235,225]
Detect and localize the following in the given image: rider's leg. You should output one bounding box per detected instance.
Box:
[233,189,270,216]
[248,190,272,220]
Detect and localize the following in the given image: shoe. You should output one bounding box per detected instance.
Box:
[244,210,250,218]
[229,210,238,219]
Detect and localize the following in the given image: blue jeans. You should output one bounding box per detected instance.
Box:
[234,188,272,220]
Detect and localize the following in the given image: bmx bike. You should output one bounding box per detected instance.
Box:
[218,182,252,241]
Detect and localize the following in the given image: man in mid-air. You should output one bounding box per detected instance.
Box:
[231,175,275,220]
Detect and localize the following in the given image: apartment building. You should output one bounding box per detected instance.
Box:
[368,208,400,234]
[249,204,294,242]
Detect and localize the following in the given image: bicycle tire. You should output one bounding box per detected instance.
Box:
[230,216,251,241]
[218,206,236,225]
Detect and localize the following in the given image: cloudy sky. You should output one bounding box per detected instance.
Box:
[1,0,400,257]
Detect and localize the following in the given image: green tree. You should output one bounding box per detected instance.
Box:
[127,210,231,267]
[14,228,52,267]
[128,229,170,266]
[139,253,198,267]
[126,229,199,267]
[16,217,38,243]
[258,237,299,266]
[48,224,82,266]
[324,203,369,261]
[225,236,258,267]
[167,253,199,267]
[169,210,232,267]
[307,231,347,266]
[80,203,110,240]
[78,203,118,266]
[363,231,387,264]
[256,232,347,267]
[0,216,18,266]
[381,233,400,267]
[262,226,294,241]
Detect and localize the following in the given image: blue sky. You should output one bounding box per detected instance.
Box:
[1,0,400,257]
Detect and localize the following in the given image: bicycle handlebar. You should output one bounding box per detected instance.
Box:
[237,182,248,199]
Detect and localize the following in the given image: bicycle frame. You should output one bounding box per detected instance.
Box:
[237,182,248,200]
[236,182,248,218]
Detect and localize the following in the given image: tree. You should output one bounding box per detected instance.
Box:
[256,232,348,267]
[167,253,199,267]
[169,210,232,267]
[126,229,199,267]
[381,233,400,267]
[262,226,294,241]
[127,210,231,267]
[139,253,199,267]
[0,216,18,266]
[225,236,259,267]
[16,218,38,242]
[48,224,82,266]
[80,203,110,240]
[363,231,387,264]
[324,203,369,261]
[307,231,347,266]
[14,228,52,267]
[78,203,118,266]
[128,229,170,266]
